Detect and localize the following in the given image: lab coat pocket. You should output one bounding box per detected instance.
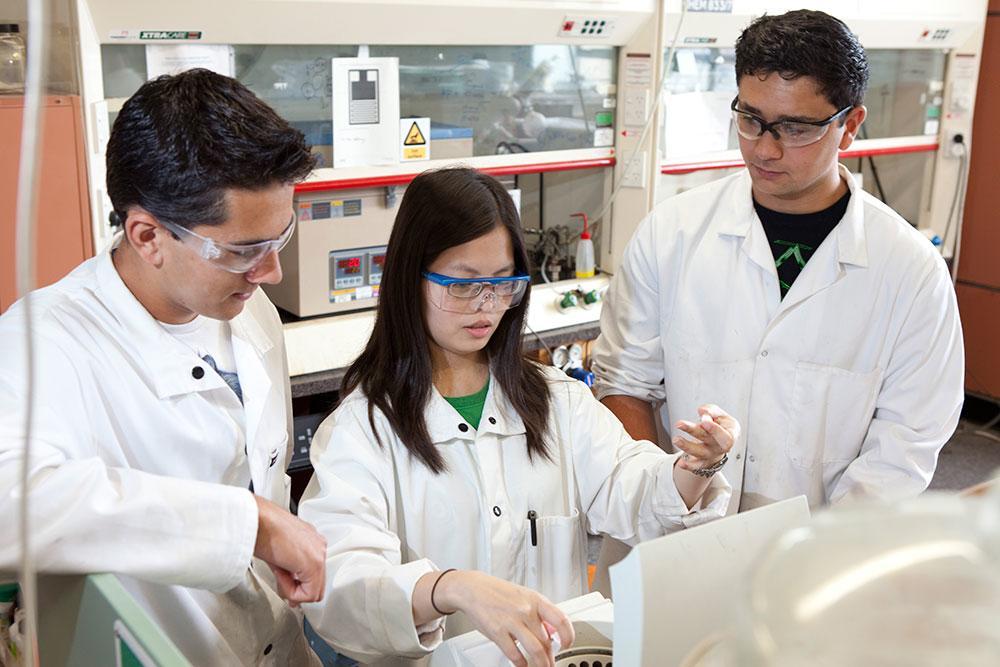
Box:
[523,508,587,604]
[786,361,882,468]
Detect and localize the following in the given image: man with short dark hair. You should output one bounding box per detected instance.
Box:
[593,10,963,520]
[0,69,325,664]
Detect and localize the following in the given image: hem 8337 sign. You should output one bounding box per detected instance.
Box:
[686,0,733,12]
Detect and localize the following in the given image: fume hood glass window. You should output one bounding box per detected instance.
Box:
[863,49,947,140]
[100,44,617,165]
[101,44,149,98]
[235,44,363,119]
[233,44,362,167]
[5,0,80,94]
[371,45,616,157]
[660,48,738,160]
[659,47,948,161]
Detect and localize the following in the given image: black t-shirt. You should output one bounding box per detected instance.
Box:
[754,190,851,299]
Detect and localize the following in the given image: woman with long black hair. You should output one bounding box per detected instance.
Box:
[299,168,737,667]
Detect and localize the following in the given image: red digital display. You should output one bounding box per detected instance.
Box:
[372,254,386,268]
[337,257,362,273]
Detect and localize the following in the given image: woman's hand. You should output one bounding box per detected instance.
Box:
[435,570,575,667]
[672,403,740,472]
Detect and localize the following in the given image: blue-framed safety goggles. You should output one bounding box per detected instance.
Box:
[422,271,530,313]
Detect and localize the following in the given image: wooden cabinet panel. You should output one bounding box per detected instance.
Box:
[957,283,1000,399]
[1,95,93,312]
[957,14,1000,399]
[958,15,1000,288]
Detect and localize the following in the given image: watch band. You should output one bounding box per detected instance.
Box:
[692,452,728,478]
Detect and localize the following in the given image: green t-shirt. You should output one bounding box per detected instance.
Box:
[444,378,490,430]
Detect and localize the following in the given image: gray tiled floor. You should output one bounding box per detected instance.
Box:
[930,417,1000,491]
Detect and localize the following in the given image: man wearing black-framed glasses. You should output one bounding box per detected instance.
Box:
[730,96,853,150]
[593,9,963,587]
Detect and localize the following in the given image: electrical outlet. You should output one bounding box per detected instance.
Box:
[623,89,649,127]
[944,131,967,159]
[620,152,647,188]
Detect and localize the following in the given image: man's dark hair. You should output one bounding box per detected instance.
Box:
[106,68,316,229]
[735,10,869,111]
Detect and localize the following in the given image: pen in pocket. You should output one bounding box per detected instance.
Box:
[527,510,538,547]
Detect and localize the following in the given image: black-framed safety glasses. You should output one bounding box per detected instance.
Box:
[731,96,853,147]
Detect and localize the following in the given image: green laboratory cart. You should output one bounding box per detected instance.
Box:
[36,574,190,666]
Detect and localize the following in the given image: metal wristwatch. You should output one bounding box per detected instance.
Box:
[692,453,728,478]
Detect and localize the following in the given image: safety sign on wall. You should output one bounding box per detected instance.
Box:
[400,117,430,162]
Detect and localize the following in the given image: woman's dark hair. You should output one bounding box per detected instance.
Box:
[106,68,316,229]
[342,168,552,473]
[735,10,869,111]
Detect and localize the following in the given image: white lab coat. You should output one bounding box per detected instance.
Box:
[593,165,964,514]
[299,366,730,665]
[0,243,317,666]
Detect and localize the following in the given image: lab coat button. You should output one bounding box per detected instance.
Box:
[263,644,273,656]
[760,350,768,358]
[735,452,742,460]
[749,455,756,463]
[488,416,497,425]
[458,423,469,432]
[492,506,502,517]
[192,366,205,379]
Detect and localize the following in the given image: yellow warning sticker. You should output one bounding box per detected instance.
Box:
[399,117,431,162]
[404,121,426,145]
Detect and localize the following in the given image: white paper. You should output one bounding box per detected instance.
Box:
[145,44,234,79]
[333,57,400,168]
[507,188,521,217]
[593,127,614,147]
[661,90,734,159]
[675,49,698,78]
[611,496,810,667]
[399,117,430,162]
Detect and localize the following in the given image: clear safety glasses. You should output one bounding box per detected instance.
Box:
[158,217,296,273]
[423,272,530,314]
[731,97,853,148]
